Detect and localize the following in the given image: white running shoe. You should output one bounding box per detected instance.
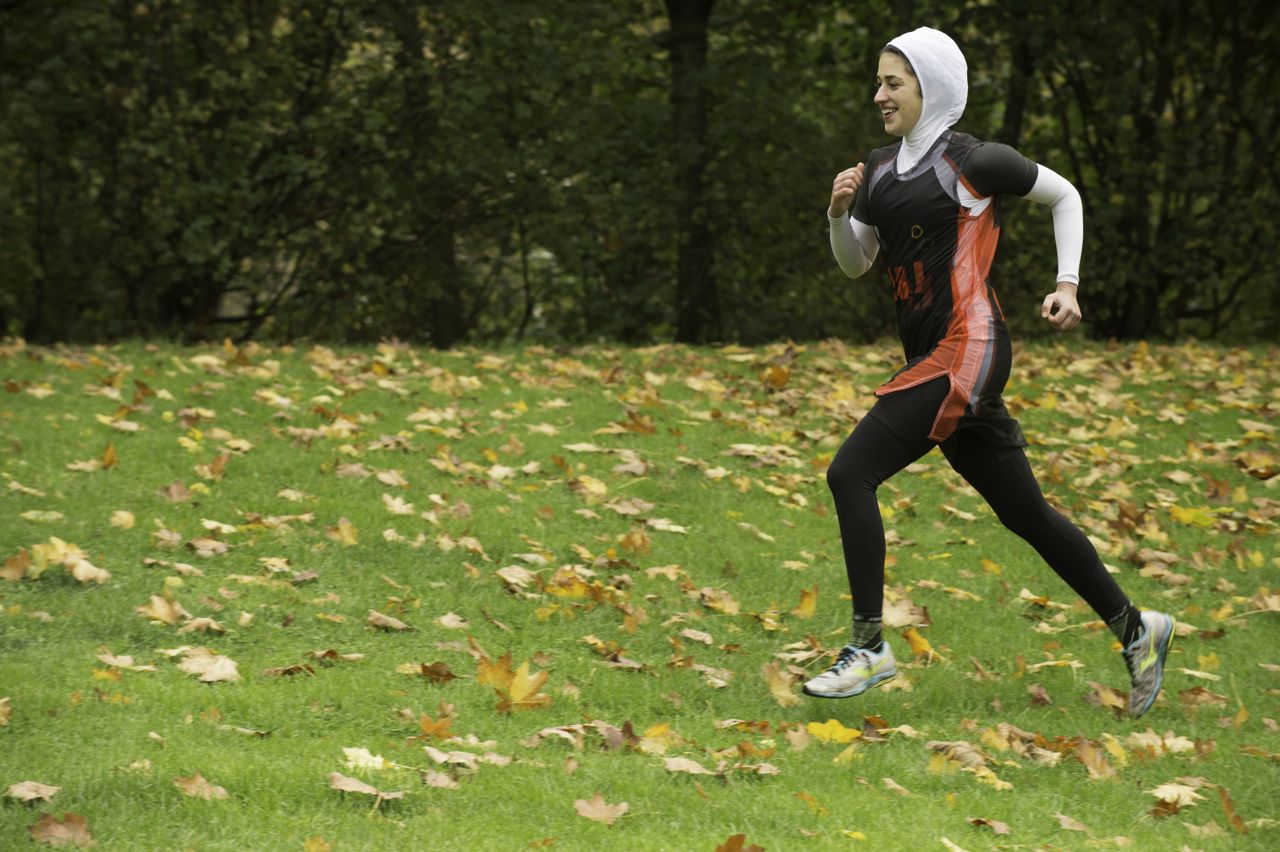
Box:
[802,641,897,699]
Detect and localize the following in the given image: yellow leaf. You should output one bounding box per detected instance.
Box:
[1170,505,1215,528]
[760,662,800,708]
[903,628,940,661]
[790,585,818,619]
[806,718,862,744]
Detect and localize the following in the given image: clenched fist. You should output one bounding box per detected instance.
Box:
[828,162,866,218]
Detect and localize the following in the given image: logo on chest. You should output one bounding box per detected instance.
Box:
[888,261,933,310]
[910,224,925,239]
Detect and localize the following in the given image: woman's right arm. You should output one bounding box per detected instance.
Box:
[829,211,879,278]
[827,161,878,278]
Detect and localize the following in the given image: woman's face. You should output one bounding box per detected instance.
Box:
[875,52,922,137]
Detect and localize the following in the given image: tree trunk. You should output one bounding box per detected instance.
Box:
[666,0,720,344]
[997,4,1033,148]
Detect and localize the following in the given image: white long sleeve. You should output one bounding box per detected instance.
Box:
[828,211,879,278]
[1023,164,1083,286]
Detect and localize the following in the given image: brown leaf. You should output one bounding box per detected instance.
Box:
[367,610,411,631]
[420,661,458,683]
[927,740,987,769]
[173,772,229,800]
[573,792,628,826]
[261,663,316,678]
[0,696,10,725]
[966,817,1011,835]
[7,781,60,802]
[715,834,765,852]
[1027,683,1053,706]
[301,836,333,852]
[1075,739,1117,781]
[1053,813,1088,831]
[1084,680,1127,714]
[29,813,94,847]
[1217,785,1248,835]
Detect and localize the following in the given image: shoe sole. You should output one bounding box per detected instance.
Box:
[1130,616,1175,718]
[802,670,897,700]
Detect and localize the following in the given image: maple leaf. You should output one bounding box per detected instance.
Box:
[497,661,552,712]
[1146,782,1205,816]
[574,792,628,826]
[109,510,134,529]
[760,661,800,707]
[29,812,94,847]
[7,781,60,802]
[173,772,229,800]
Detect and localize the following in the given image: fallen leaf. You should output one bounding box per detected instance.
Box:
[664,756,714,775]
[29,812,93,847]
[574,792,628,826]
[367,610,411,631]
[806,719,862,744]
[327,772,404,806]
[1053,813,1088,831]
[714,834,765,852]
[342,747,387,770]
[173,771,229,800]
[966,817,1011,835]
[760,661,800,707]
[881,777,912,797]
[1147,782,1205,816]
[175,648,240,683]
[7,781,60,802]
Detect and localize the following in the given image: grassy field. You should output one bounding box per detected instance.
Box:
[1,336,1277,851]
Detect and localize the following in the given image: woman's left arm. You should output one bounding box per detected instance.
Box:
[1023,165,1084,330]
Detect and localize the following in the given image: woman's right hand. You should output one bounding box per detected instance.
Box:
[828,162,865,218]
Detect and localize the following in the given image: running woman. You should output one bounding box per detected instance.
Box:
[803,27,1175,717]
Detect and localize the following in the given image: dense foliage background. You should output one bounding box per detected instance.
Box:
[2,0,1277,346]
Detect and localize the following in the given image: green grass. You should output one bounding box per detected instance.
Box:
[1,337,1277,851]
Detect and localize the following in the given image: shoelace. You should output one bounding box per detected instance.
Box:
[830,646,873,674]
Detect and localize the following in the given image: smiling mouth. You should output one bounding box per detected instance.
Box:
[881,109,898,120]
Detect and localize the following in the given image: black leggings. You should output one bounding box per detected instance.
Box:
[826,375,1129,622]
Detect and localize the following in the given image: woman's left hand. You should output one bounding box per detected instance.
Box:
[1041,282,1082,331]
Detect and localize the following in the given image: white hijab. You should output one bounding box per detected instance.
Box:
[886,27,968,172]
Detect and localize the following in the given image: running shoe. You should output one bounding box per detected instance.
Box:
[1122,610,1175,718]
[802,641,897,699]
